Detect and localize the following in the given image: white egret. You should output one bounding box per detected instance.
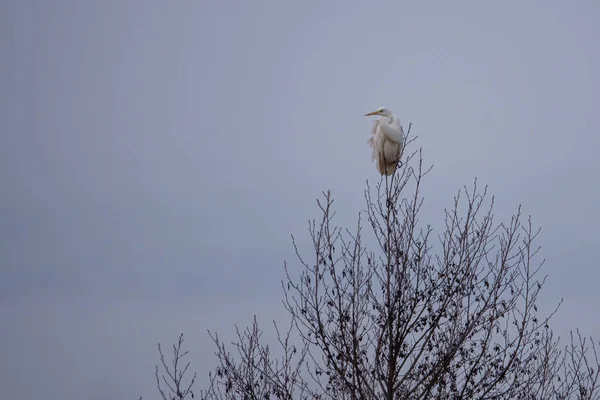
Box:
[364,106,404,176]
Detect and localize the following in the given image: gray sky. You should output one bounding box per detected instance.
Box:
[1,1,599,399]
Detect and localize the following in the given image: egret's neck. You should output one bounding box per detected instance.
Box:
[381,113,395,124]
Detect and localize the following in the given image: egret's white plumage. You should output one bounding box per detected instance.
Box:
[364,107,404,175]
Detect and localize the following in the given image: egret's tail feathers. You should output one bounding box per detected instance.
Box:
[376,153,398,176]
[384,162,398,175]
[376,158,398,175]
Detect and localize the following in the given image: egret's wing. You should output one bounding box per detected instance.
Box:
[383,139,400,164]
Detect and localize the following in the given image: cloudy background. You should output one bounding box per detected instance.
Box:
[1,1,599,399]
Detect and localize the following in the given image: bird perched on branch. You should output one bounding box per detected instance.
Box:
[364,107,404,176]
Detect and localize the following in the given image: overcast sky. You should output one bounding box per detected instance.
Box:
[1,1,599,399]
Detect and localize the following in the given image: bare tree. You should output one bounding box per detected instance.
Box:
[201,316,310,400]
[154,131,600,399]
[155,333,197,400]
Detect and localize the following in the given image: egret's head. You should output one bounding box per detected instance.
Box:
[364,107,392,117]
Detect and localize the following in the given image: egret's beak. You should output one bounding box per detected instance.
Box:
[364,110,380,116]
